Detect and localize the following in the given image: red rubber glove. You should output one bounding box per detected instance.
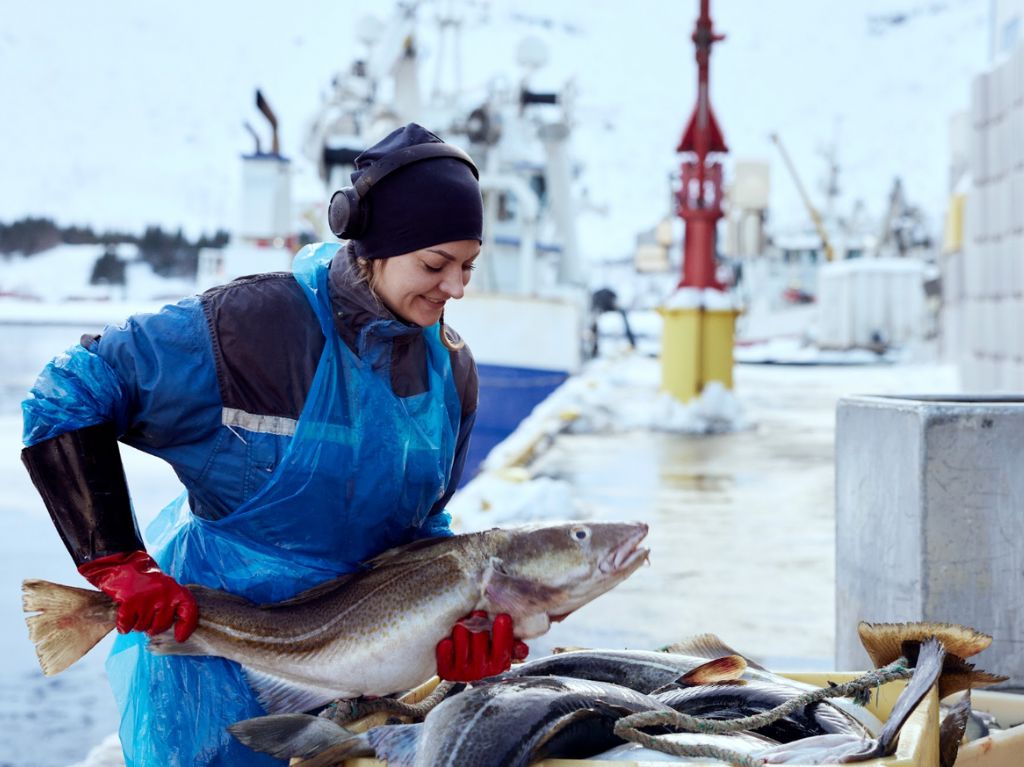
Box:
[78,550,199,642]
[435,611,529,682]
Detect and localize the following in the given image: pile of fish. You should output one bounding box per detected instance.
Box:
[23,521,650,712]
[229,622,1008,766]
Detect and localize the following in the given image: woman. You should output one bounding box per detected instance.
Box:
[21,124,525,766]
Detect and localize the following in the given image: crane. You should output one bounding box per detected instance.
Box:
[770,133,835,262]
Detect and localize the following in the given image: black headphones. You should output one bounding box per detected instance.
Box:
[328,142,479,240]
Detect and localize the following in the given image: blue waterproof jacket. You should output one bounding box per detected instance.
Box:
[23,247,477,530]
[22,243,478,766]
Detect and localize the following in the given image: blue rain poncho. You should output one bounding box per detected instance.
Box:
[23,242,462,766]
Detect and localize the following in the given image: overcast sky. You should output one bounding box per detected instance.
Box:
[0,0,989,258]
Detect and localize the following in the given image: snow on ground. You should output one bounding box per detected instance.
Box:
[735,337,895,365]
[452,354,754,533]
[0,247,194,306]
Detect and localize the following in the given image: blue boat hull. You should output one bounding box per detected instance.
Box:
[461,363,569,485]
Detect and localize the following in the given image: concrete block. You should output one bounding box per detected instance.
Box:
[836,395,1024,684]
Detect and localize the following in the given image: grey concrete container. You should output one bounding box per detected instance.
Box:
[835,395,1024,687]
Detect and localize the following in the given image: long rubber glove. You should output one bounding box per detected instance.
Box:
[435,611,529,682]
[78,550,199,642]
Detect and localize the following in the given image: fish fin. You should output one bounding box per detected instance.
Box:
[184,584,250,603]
[955,669,1008,696]
[876,637,946,754]
[363,535,457,568]
[678,655,748,686]
[531,708,600,757]
[934,659,1008,700]
[228,713,361,760]
[264,544,453,609]
[939,692,972,767]
[22,579,116,676]
[897,641,1009,699]
[254,573,357,609]
[365,723,423,767]
[652,679,746,696]
[483,558,567,615]
[295,724,420,767]
[660,634,768,671]
[146,632,206,657]
[242,668,348,714]
[649,682,682,695]
[858,621,992,668]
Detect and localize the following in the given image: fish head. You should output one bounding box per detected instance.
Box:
[482,521,649,633]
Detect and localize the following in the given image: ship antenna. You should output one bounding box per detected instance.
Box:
[255,89,280,156]
[243,121,262,155]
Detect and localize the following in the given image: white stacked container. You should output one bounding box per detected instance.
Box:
[944,41,1024,389]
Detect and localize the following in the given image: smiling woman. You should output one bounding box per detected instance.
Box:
[17,123,524,767]
[357,240,481,340]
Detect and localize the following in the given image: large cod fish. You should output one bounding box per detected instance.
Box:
[23,521,649,714]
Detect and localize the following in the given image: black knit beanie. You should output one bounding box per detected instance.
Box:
[349,124,483,260]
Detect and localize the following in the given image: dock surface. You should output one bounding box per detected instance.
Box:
[515,355,959,666]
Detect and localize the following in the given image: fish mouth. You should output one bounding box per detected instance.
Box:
[599,523,650,575]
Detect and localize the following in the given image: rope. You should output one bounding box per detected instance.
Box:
[612,659,913,766]
[615,731,766,767]
[319,681,458,725]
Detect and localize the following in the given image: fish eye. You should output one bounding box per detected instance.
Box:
[570,526,590,541]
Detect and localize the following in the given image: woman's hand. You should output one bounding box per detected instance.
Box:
[435,611,529,682]
[78,550,199,642]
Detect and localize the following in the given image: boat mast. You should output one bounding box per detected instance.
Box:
[676,0,728,289]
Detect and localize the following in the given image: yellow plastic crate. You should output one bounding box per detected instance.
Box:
[324,671,941,767]
[952,689,1024,767]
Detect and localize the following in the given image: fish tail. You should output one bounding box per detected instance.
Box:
[22,578,116,676]
[294,738,379,767]
[228,713,373,763]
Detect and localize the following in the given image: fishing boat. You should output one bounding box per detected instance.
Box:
[202,2,592,482]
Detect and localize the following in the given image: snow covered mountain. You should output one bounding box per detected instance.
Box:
[1,0,988,260]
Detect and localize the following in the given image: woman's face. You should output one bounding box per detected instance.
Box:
[374,240,480,326]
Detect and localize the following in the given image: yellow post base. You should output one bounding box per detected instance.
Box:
[658,306,738,403]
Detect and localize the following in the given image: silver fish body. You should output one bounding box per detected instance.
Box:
[23,521,649,714]
[231,675,678,767]
[501,643,883,736]
[653,680,867,742]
